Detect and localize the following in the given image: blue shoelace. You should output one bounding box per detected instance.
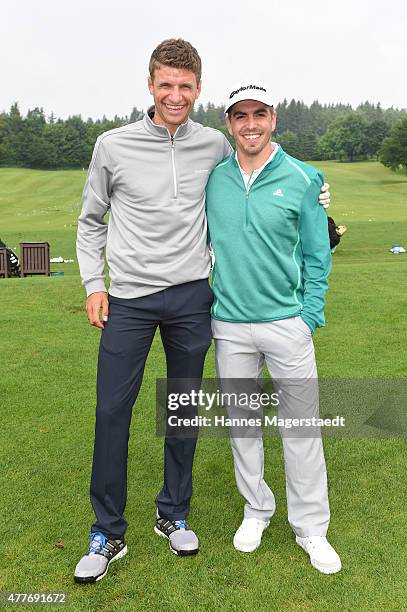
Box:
[175,520,187,530]
[89,531,107,554]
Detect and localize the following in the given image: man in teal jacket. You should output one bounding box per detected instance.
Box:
[206,83,341,574]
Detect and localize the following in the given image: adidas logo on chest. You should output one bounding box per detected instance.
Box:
[272,188,285,197]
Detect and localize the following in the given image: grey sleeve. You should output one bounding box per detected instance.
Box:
[222,135,233,159]
[76,136,112,296]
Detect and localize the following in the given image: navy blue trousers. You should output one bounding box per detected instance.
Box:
[90,279,213,538]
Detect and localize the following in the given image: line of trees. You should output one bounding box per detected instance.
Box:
[0,100,405,170]
[194,100,404,163]
[0,104,144,169]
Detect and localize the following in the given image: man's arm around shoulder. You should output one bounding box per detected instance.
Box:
[299,175,332,334]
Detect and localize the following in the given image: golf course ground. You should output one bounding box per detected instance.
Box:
[0,161,406,611]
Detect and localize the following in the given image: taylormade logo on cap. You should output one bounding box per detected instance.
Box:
[229,85,267,99]
[225,82,273,114]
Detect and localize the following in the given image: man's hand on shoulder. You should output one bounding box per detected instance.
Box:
[86,291,109,329]
[318,182,330,209]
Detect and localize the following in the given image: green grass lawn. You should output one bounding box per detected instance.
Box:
[0,162,406,611]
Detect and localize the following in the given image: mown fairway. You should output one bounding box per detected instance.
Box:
[0,162,406,611]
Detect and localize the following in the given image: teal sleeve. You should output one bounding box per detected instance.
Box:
[298,175,332,334]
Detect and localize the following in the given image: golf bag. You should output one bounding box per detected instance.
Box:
[0,238,21,276]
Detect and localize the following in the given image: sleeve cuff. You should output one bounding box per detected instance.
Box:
[84,279,107,297]
[300,314,317,335]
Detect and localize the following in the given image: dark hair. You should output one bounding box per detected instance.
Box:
[149,38,202,83]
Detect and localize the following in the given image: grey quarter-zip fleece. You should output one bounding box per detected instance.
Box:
[76,108,232,298]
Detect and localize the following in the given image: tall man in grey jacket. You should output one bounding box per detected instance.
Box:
[74,39,330,583]
[74,39,231,583]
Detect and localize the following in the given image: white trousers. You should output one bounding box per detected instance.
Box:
[212,316,330,537]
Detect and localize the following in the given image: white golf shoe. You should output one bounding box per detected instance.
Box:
[233,517,270,553]
[296,535,342,574]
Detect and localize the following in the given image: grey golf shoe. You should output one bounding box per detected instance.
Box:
[154,516,199,556]
[74,532,127,583]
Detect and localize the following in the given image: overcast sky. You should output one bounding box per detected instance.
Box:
[1,0,406,120]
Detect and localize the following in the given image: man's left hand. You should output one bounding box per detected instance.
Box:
[319,182,330,209]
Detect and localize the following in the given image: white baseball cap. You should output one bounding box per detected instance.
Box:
[224,82,273,114]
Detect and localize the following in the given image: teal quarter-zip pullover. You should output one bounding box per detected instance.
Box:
[205,146,331,334]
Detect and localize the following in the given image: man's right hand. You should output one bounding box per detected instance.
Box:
[86,291,109,329]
